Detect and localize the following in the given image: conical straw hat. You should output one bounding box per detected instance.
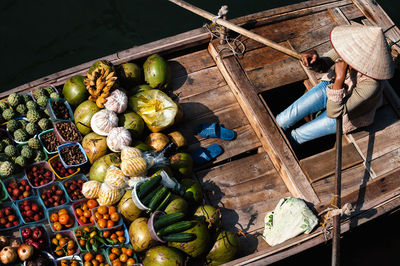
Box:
[330,25,394,80]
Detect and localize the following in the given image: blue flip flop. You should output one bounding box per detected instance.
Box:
[194,123,236,140]
[191,144,223,166]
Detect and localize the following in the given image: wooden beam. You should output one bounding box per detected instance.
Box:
[208,42,320,204]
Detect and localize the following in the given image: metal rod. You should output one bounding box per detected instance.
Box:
[168,0,302,60]
[332,116,343,266]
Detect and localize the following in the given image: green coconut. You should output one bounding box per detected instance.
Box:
[194,205,221,230]
[118,190,142,222]
[82,132,108,164]
[118,63,142,89]
[74,100,100,135]
[88,60,113,74]
[164,195,189,215]
[89,153,121,182]
[62,75,88,107]
[129,217,156,252]
[168,220,211,258]
[118,112,144,139]
[206,231,240,266]
[130,84,152,96]
[131,140,153,151]
[170,153,193,178]
[181,178,203,203]
[143,246,185,266]
[143,54,171,90]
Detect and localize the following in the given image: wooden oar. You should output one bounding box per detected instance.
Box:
[168,0,302,60]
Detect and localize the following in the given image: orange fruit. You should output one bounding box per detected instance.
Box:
[65,221,74,228]
[94,212,103,220]
[97,219,107,229]
[107,220,115,228]
[50,213,59,223]
[79,216,87,224]
[110,213,120,222]
[83,210,91,218]
[111,248,121,256]
[112,261,122,266]
[110,233,118,240]
[102,230,111,238]
[116,231,124,237]
[87,199,98,209]
[95,254,104,263]
[98,206,108,215]
[127,258,136,265]
[82,204,88,211]
[58,209,68,216]
[53,222,63,231]
[59,214,71,225]
[109,253,117,261]
[118,236,125,243]
[75,208,83,217]
[119,254,128,263]
[125,248,133,257]
[103,214,110,220]
[90,216,95,224]
[108,206,117,214]
[84,253,94,262]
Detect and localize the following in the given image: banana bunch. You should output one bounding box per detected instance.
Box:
[84,67,118,108]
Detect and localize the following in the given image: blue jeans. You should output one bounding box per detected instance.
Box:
[276,81,336,144]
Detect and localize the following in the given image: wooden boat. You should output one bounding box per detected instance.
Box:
[4,0,400,264]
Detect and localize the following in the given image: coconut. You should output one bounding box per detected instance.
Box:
[143,54,171,90]
[181,178,203,203]
[206,231,240,266]
[168,220,211,258]
[118,112,144,139]
[129,217,156,252]
[118,63,142,89]
[164,195,189,215]
[145,132,170,151]
[194,205,221,230]
[82,132,108,164]
[89,153,121,182]
[118,190,142,222]
[62,75,88,107]
[74,100,100,135]
[88,60,114,75]
[143,246,184,266]
[170,153,193,178]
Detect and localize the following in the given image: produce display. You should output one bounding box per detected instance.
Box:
[0,54,239,266]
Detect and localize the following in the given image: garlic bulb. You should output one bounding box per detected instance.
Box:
[104,89,128,114]
[121,146,142,161]
[91,109,118,136]
[82,180,102,199]
[107,127,132,152]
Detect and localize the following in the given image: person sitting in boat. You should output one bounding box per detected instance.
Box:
[276,25,394,144]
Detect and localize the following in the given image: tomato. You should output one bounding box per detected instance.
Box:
[110,213,120,222]
[98,206,108,215]
[84,253,94,262]
[97,219,107,229]
[108,206,117,214]
[50,213,59,223]
[59,214,71,225]
[87,199,98,209]
[58,209,68,216]
[107,220,115,228]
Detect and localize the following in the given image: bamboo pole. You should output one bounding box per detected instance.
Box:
[168,0,302,60]
[332,117,343,266]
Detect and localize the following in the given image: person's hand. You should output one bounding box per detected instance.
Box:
[301,50,319,67]
[334,58,348,81]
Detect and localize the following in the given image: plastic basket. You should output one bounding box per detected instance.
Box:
[80,249,110,265]
[19,223,51,251]
[47,98,74,122]
[148,211,167,243]
[103,222,130,247]
[16,197,47,225]
[38,128,60,155]
[55,255,83,266]
[106,243,140,265]
[0,179,8,202]
[38,181,70,209]
[53,121,83,144]
[0,201,23,231]
[71,199,95,226]
[63,174,88,203]
[91,206,123,231]
[72,225,104,252]
[3,174,36,201]
[47,205,77,233]
[49,154,80,180]
[25,161,55,189]
[48,230,80,259]
[58,142,88,168]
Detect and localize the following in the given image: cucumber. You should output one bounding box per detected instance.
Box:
[157,221,194,236]
[137,175,162,200]
[155,192,172,212]
[142,184,163,206]
[149,186,169,211]
[154,212,185,230]
[162,233,196,242]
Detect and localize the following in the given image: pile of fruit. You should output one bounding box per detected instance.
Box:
[0,54,239,266]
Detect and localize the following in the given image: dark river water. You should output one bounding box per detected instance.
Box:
[1,0,400,265]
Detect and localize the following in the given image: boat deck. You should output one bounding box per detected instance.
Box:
[4,0,400,264]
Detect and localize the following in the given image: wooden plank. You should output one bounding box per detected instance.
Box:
[197,152,290,233]
[370,147,400,177]
[169,49,215,79]
[172,66,227,99]
[208,42,320,204]
[300,142,363,183]
[312,163,369,203]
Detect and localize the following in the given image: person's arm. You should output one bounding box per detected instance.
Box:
[301,49,339,72]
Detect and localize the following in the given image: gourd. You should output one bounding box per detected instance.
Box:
[82,180,102,199]
[121,146,142,161]
[104,89,128,114]
[107,127,132,152]
[90,109,118,136]
[97,182,124,206]
[104,166,127,189]
[121,157,147,177]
